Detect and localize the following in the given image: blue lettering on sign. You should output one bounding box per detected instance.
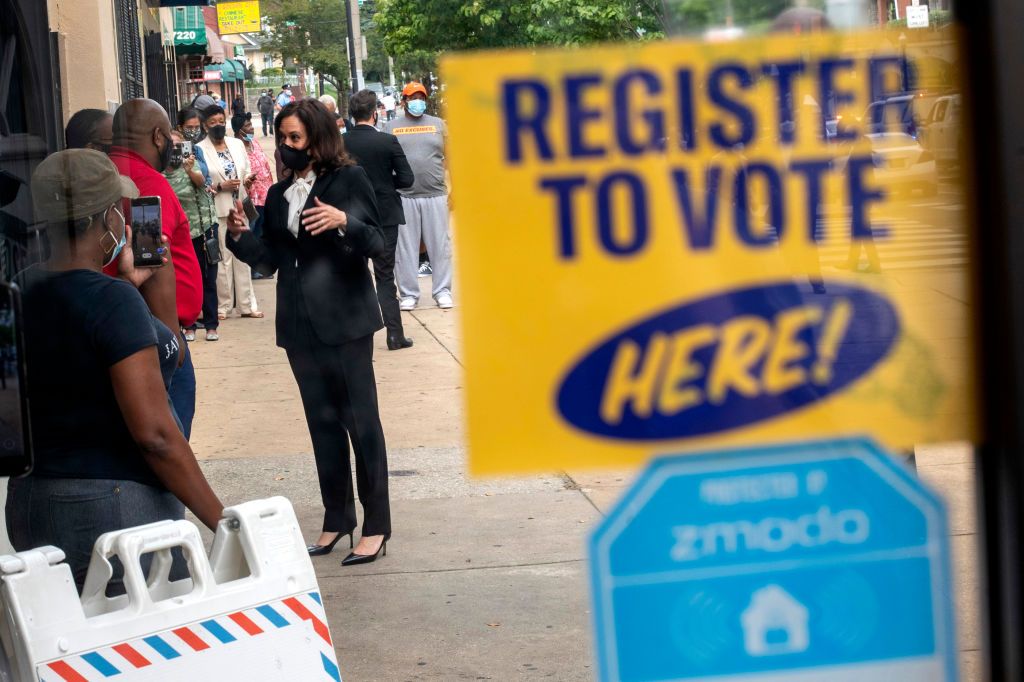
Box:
[556,282,899,440]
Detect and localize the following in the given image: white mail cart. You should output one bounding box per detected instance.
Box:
[0,497,342,681]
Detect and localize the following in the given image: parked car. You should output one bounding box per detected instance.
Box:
[866,132,938,197]
[864,95,921,138]
[919,94,961,167]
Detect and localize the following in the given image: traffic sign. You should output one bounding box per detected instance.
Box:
[907,6,930,28]
[589,438,956,681]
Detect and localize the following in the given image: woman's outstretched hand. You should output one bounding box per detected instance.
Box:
[302,197,347,236]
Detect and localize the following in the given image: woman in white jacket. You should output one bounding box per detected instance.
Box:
[197,106,262,321]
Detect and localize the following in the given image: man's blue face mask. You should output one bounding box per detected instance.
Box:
[407,99,427,117]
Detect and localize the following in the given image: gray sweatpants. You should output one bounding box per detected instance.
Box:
[396,195,452,302]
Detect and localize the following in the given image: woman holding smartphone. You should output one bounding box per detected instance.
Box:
[197,105,262,321]
[9,149,224,591]
[166,129,221,342]
[224,99,392,566]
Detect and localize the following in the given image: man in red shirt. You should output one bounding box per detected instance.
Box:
[106,99,203,437]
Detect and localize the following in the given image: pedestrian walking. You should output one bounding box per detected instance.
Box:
[344,89,415,350]
[106,99,203,438]
[223,98,392,566]
[231,94,246,118]
[64,109,113,153]
[257,89,275,136]
[386,82,454,310]
[213,92,226,110]
[8,149,224,593]
[165,128,221,343]
[381,90,396,122]
[233,112,274,272]
[197,105,262,322]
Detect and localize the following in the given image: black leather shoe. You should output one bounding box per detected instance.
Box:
[307,532,352,557]
[387,335,413,351]
[341,539,387,566]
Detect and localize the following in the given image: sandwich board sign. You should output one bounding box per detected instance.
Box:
[588,438,956,681]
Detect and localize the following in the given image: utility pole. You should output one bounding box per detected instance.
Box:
[343,0,365,95]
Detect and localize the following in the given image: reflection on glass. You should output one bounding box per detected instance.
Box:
[0,287,22,461]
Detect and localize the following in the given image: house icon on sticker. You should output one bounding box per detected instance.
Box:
[740,584,810,657]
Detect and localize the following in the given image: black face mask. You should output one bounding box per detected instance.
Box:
[156,133,173,172]
[279,143,311,172]
[208,125,227,141]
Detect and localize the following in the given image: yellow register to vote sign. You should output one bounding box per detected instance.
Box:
[442,30,976,475]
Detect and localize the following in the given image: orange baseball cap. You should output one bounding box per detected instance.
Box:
[402,81,428,98]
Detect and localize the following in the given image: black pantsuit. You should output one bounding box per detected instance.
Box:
[288,318,389,536]
[226,164,391,537]
[373,225,403,337]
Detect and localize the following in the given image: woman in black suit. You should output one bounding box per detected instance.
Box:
[224,99,391,566]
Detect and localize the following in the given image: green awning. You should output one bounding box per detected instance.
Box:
[220,59,239,81]
[232,59,250,81]
[205,60,238,82]
[172,6,207,54]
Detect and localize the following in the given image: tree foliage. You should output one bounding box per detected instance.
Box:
[664,0,793,33]
[375,0,666,81]
[261,0,350,90]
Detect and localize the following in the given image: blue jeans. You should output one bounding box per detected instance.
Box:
[168,344,195,440]
[6,477,187,594]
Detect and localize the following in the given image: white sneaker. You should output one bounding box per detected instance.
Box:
[436,293,454,309]
[400,297,417,311]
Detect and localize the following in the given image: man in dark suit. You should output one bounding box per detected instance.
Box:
[343,89,416,351]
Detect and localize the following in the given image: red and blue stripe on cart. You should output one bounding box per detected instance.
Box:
[38,592,339,682]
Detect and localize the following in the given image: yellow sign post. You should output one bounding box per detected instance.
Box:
[442,31,976,475]
[217,0,261,35]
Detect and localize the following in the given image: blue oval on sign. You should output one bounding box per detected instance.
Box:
[556,281,899,440]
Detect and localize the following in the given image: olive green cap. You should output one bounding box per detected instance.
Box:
[31,149,139,223]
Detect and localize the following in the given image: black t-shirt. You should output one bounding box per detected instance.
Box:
[20,268,179,486]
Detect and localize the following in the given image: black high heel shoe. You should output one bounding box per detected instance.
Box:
[341,538,387,566]
[307,532,353,557]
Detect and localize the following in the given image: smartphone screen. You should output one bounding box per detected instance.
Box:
[131,196,163,268]
[181,141,192,158]
[0,282,31,477]
[242,196,259,222]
